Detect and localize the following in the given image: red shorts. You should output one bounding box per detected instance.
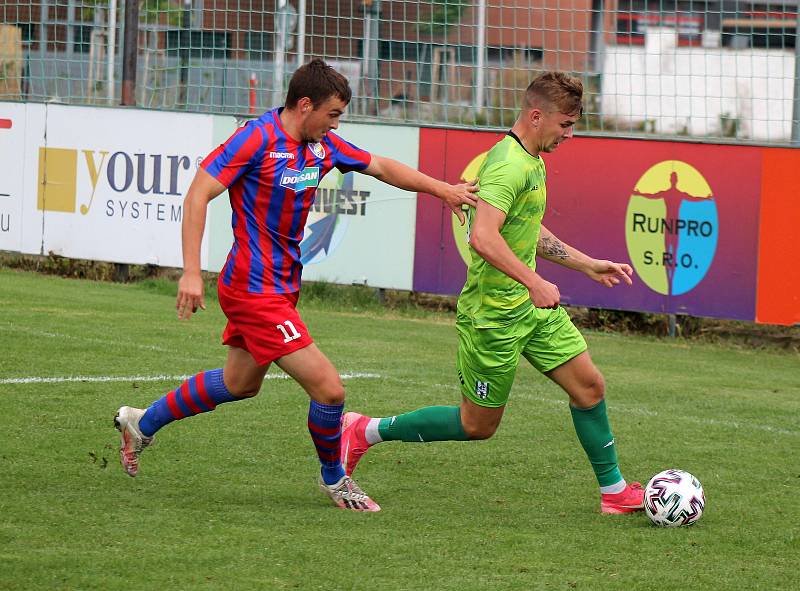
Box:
[217,282,314,365]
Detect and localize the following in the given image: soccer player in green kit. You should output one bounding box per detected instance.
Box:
[340,71,645,514]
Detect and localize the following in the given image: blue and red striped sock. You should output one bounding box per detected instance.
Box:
[138,368,239,437]
[308,400,345,485]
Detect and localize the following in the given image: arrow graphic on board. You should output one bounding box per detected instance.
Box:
[299,171,355,264]
[300,213,338,264]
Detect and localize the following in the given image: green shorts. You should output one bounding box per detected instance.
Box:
[456,306,587,408]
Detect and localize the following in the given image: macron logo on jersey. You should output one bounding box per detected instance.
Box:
[280,166,320,192]
[269,151,295,160]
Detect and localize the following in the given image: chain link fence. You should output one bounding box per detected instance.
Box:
[1,0,799,143]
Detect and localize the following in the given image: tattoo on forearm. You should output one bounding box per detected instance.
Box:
[538,236,569,260]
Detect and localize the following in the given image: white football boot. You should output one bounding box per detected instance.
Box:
[114,406,154,477]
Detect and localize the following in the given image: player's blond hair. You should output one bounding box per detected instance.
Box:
[524,72,583,117]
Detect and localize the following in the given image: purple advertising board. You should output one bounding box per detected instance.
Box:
[414,129,762,321]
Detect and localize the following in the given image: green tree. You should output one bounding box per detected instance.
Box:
[140,0,182,26]
[76,0,181,26]
[418,0,470,35]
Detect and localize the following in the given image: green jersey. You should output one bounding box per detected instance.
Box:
[457,133,547,327]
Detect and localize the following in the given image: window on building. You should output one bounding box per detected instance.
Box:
[721,9,798,48]
[486,46,543,64]
[165,30,230,58]
[614,12,703,46]
[18,23,36,46]
[244,31,271,59]
[72,24,93,54]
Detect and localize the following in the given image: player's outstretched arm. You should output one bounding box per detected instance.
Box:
[176,169,227,320]
[362,155,478,225]
[538,225,633,288]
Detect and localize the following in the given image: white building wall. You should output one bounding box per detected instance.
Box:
[601,28,795,142]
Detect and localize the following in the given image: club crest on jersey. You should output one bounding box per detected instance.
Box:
[280,166,320,192]
[309,142,326,159]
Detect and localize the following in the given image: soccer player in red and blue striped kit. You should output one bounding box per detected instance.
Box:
[114,58,478,511]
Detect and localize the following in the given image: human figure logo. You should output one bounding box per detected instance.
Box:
[625,160,718,296]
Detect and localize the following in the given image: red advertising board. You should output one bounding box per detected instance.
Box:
[756,149,800,325]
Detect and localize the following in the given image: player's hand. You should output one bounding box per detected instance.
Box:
[442,178,479,225]
[586,259,633,288]
[176,271,206,320]
[528,276,560,309]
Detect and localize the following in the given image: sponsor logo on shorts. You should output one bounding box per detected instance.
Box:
[280,166,320,192]
[475,380,490,400]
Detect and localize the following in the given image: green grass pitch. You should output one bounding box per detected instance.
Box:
[0,268,798,590]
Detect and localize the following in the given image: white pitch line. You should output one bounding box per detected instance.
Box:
[389,378,798,438]
[0,372,381,385]
[513,392,799,437]
[1,323,175,353]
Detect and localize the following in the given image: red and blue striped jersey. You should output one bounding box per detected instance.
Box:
[201,108,371,294]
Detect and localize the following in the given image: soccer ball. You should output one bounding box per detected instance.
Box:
[644,469,705,527]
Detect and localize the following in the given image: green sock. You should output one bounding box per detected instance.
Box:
[378,406,469,442]
[569,399,624,487]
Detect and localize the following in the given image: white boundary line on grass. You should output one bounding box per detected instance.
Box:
[0,372,381,385]
[514,392,799,437]
[1,323,176,353]
[397,380,798,438]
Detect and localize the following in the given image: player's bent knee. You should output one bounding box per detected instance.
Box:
[463,421,498,440]
[228,383,261,398]
[573,371,605,408]
[590,371,606,402]
[222,368,265,398]
[312,380,345,405]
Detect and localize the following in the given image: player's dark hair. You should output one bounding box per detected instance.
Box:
[525,72,583,117]
[285,58,352,109]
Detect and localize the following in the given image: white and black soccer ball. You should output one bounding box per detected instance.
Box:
[644,469,705,527]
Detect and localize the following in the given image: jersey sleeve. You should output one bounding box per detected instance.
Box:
[201,121,264,188]
[476,161,525,214]
[326,131,372,173]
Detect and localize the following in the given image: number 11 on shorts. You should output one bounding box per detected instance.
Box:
[276,320,302,343]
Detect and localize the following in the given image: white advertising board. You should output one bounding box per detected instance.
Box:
[205,115,241,273]
[19,105,213,267]
[0,102,34,253]
[300,123,419,290]
[206,118,420,290]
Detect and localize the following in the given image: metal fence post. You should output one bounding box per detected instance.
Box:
[179,0,191,107]
[121,0,139,106]
[474,0,486,117]
[108,0,118,104]
[362,0,380,115]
